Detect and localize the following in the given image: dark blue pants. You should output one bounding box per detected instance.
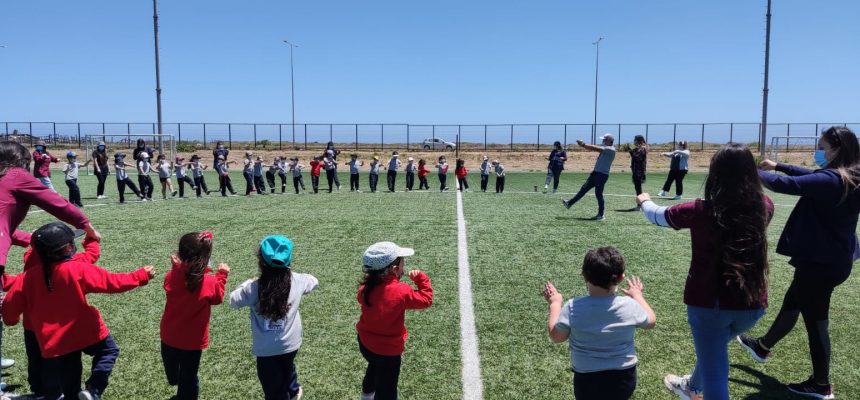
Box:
[95,170,108,197]
[293,176,305,193]
[138,175,154,199]
[311,175,319,193]
[256,351,301,400]
[439,174,447,192]
[117,178,142,203]
[551,167,563,190]
[573,366,636,400]
[387,170,397,192]
[244,171,255,194]
[480,174,489,192]
[278,172,288,193]
[419,176,429,190]
[350,173,360,191]
[369,174,379,192]
[359,339,402,400]
[495,176,505,193]
[266,171,277,193]
[177,176,195,197]
[405,172,415,191]
[326,169,336,192]
[565,172,609,216]
[43,335,120,400]
[65,178,82,207]
[254,174,265,194]
[161,342,202,400]
[220,175,235,196]
[25,329,46,396]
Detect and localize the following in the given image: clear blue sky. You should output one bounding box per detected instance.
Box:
[1,1,858,125]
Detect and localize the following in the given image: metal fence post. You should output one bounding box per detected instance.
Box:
[815,123,819,138]
[786,123,791,153]
[510,124,514,151]
[253,124,257,148]
[645,124,649,144]
[536,124,540,151]
[355,124,359,151]
[729,123,733,144]
[407,124,411,151]
[564,124,568,147]
[279,125,283,150]
[29,122,33,146]
[329,124,333,144]
[484,125,487,152]
[432,125,436,149]
[304,124,307,150]
[701,123,705,151]
[52,123,57,145]
[618,123,622,144]
[228,123,232,149]
[178,123,182,143]
[380,124,384,151]
[672,124,677,150]
[203,124,207,148]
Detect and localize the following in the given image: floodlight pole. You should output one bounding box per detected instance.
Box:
[283,40,298,147]
[760,0,772,157]
[153,0,164,153]
[592,37,604,144]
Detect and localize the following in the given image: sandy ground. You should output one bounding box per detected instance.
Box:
[37,146,816,173]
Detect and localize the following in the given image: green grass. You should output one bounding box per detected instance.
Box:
[4,170,859,399]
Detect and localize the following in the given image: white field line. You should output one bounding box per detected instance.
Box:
[455,183,484,400]
[496,190,798,208]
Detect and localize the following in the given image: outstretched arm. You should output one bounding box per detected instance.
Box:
[543,282,570,343]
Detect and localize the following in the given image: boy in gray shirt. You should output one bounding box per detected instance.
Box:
[544,246,656,400]
[561,134,617,220]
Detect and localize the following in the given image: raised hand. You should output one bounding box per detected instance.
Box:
[543,281,563,305]
[621,275,645,299]
[759,159,777,171]
[217,263,231,274]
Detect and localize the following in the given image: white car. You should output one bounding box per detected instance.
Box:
[422,138,456,151]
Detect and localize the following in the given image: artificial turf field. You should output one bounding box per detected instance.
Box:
[4,170,859,399]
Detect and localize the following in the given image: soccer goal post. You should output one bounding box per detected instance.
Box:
[769,136,818,164]
[83,134,176,175]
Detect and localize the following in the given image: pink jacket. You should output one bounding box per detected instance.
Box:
[0,167,89,267]
[32,151,58,178]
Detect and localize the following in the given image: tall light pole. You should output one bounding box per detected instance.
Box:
[152,0,164,153]
[760,0,772,157]
[283,40,298,147]
[592,37,604,144]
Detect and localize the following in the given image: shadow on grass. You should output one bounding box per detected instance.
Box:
[554,216,604,222]
[729,364,805,399]
[614,207,641,213]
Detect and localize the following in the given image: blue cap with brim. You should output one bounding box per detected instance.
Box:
[260,235,293,268]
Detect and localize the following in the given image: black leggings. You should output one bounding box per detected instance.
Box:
[193,176,209,197]
[177,176,195,197]
[495,176,506,193]
[161,342,201,400]
[117,178,142,203]
[662,169,687,196]
[96,170,108,197]
[551,167,562,190]
[293,176,305,194]
[387,170,397,192]
[439,174,447,192]
[278,172,287,193]
[480,175,489,192]
[633,175,645,196]
[219,175,235,196]
[350,174,360,191]
[573,366,636,400]
[311,175,320,193]
[65,179,82,207]
[244,171,255,195]
[266,171,277,193]
[359,339,401,400]
[760,265,851,384]
[326,169,336,192]
[419,176,429,190]
[458,177,469,191]
[138,175,154,199]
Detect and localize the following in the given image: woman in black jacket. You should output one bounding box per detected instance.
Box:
[738,126,860,398]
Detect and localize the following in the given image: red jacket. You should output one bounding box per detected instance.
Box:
[160,259,229,350]
[455,166,468,179]
[2,241,151,358]
[356,272,433,356]
[418,165,430,178]
[32,151,58,178]
[310,160,323,177]
[0,168,89,268]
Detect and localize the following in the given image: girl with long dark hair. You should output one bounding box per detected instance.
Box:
[545,141,568,193]
[91,141,110,199]
[637,143,773,400]
[160,231,230,400]
[230,236,318,400]
[357,242,432,400]
[737,126,860,398]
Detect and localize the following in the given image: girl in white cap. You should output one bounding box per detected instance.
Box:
[230,235,318,400]
[356,242,433,400]
[404,157,416,192]
[137,151,155,201]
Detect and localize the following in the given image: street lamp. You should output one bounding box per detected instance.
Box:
[152,0,164,153]
[283,40,298,148]
[592,37,604,144]
[760,0,772,157]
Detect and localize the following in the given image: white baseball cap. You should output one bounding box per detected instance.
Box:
[600,133,615,142]
[363,241,414,270]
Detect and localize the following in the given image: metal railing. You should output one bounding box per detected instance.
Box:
[2,121,856,152]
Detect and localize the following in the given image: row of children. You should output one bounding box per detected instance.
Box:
[1,222,430,400]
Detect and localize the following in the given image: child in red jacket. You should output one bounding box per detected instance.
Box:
[160,231,229,400]
[417,159,430,190]
[309,156,323,194]
[356,242,433,400]
[455,158,469,192]
[2,221,155,400]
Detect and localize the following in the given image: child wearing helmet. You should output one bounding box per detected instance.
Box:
[61,151,91,207]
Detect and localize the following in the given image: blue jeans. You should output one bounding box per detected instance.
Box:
[565,172,608,216]
[687,305,765,400]
[38,177,56,192]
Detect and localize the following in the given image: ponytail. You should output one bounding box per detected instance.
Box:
[177,232,214,292]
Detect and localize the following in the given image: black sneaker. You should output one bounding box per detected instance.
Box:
[736,335,771,363]
[787,377,834,399]
[561,199,571,209]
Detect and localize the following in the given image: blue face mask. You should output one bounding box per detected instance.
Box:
[814,150,829,168]
[35,146,45,152]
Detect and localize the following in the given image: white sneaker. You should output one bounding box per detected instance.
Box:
[672,195,682,200]
[544,184,548,189]
[658,190,667,197]
[294,386,303,400]
[591,215,606,221]
[360,392,375,400]
[0,359,14,369]
[97,195,107,199]
[664,374,702,400]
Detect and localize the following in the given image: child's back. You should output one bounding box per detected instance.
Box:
[557,294,649,373]
[161,259,229,350]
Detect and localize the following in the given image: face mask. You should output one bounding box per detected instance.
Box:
[97,145,105,152]
[814,150,829,168]
[35,146,45,152]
